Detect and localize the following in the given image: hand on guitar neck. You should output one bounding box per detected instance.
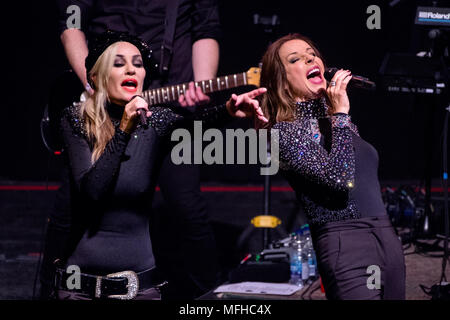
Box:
[178,81,210,107]
[79,80,209,108]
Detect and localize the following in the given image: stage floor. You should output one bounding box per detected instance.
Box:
[0,180,448,300]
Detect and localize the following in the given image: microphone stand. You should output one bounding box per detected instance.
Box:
[439,102,449,287]
[236,17,284,255]
[262,139,272,249]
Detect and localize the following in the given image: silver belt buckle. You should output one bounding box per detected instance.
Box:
[98,271,139,300]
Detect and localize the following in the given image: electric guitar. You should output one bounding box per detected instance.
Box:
[141,67,261,106]
[41,67,261,153]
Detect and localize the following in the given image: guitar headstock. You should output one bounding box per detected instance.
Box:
[246,67,261,87]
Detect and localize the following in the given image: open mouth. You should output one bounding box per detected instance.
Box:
[306,67,321,79]
[121,79,138,92]
[306,67,323,85]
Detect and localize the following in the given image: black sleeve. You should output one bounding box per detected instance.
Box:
[60,112,131,201]
[148,103,233,136]
[191,0,222,42]
[56,0,94,35]
[274,114,356,192]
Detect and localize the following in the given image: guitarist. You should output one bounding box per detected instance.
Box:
[41,0,221,299]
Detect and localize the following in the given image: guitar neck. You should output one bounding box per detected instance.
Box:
[142,72,249,106]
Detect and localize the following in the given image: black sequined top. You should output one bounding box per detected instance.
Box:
[273,98,386,227]
[60,102,232,275]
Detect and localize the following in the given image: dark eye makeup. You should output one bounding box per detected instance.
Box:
[132,56,143,67]
[113,55,143,68]
[288,50,317,64]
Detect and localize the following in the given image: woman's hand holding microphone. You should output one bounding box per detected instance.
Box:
[326,69,352,114]
[119,96,151,134]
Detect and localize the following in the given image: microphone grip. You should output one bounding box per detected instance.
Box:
[351,75,376,89]
[325,68,376,90]
[129,95,148,126]
[137,108,147,126]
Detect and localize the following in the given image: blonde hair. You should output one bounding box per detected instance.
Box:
[258,34,326,129]
[80,42,120,163]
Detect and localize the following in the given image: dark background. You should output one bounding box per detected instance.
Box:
[0,0,449,184]
[0,0,449,301]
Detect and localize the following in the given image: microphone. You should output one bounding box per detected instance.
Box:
[324,67,376,90]
[137,108,148,126]
[130,95,148,127]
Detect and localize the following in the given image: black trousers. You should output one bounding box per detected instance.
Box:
[39,166,72,299]
[311,215,406,300]
[150,152,219,299]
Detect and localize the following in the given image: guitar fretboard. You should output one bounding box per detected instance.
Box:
[142,72,248,106]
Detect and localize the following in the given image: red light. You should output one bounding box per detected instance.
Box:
[320,277,325,293]
[54,151,62,155]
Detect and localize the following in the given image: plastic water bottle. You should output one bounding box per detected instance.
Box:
[307,249,317,280]
[289,233,304,288]
[299,231,309,284]
[302,224,317,283]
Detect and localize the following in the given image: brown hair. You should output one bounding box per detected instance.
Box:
[258,33,325,129]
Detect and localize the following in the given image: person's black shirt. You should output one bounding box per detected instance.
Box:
[56,0,221,87]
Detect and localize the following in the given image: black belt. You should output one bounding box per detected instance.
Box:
[55,267,167,300]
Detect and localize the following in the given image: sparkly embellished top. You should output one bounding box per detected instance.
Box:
[273,98,386,228]
[60,102,232,274]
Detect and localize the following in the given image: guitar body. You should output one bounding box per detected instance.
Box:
[42,70,84,152]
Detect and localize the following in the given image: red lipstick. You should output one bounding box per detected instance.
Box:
[121,78,138,93]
